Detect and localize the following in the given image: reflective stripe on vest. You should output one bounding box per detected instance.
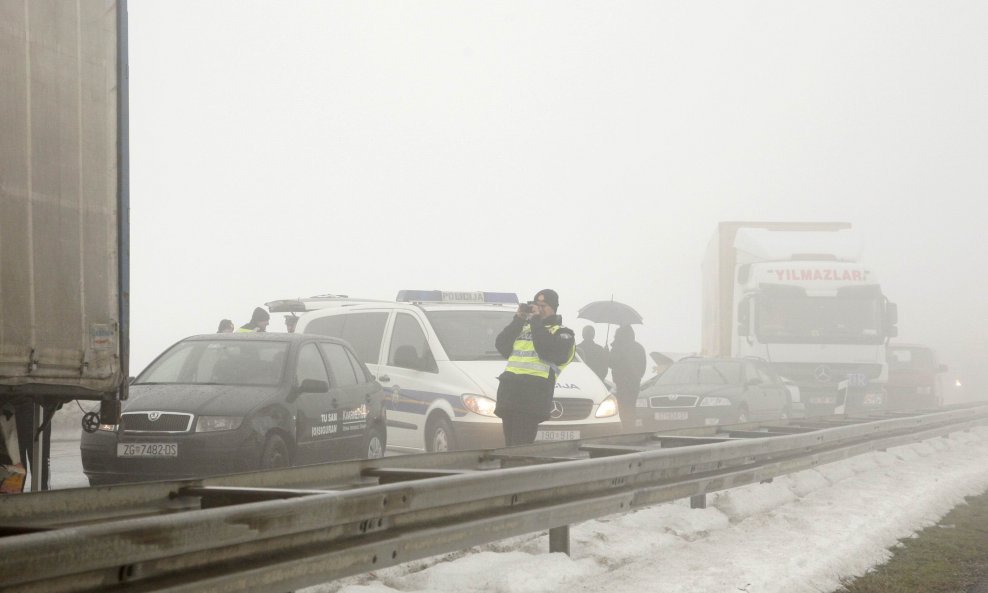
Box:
[504,323,575,379]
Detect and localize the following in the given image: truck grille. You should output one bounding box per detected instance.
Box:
[648,395,699,408]
[773,363,883,385]
[121,412,194,433]
[550,398,593,420]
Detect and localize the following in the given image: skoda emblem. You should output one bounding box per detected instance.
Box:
[814,365,832,384]
[148,411,161,422]
[550,401,564,419]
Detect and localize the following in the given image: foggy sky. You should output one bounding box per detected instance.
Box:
[127,1,986,398]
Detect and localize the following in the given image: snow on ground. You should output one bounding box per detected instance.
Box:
[304,427,988,593]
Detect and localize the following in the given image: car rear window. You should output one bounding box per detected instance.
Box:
[137,340,289,386]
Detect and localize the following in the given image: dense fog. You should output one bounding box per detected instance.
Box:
[127,1,986,399]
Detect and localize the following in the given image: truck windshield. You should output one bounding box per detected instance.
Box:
[136,340,289,386]
[656,361,742,385]
[425,310,516,361]
[755,295,884,345]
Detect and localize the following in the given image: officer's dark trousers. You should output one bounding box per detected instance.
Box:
[501,414,541,446]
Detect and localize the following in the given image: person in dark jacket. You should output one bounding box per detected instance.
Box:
[577,325,608,382]
[237,307,269,333]
[494,289,576,446]
[609,324,646,432]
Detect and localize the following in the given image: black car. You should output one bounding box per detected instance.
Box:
[635,357,791,430]
[81,333,387,485]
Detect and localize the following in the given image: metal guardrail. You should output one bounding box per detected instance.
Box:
[2,405,987,592]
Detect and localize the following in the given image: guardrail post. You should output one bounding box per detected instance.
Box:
[549,525,570,555]
[690,494,706,509]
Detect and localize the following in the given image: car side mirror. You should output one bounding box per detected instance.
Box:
[938,364,948,373]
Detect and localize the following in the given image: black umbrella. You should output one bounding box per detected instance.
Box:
[577,300,643,326]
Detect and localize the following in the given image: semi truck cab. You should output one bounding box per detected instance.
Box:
[702,223,898,418]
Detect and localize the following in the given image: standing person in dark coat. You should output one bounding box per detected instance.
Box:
[494,289,576,446]
[237,307,269,333]
[577,326,608,382]
[609,325,646,432]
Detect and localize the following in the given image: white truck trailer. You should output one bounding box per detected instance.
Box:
[0,0,129,492]
[701,222,898,417]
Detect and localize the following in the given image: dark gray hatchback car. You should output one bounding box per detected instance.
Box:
[635,357,792,430]
[81,333,386,485]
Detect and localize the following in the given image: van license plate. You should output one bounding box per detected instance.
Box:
[536,430,580,442]
[654,411,688,421]
[117,443,178,458]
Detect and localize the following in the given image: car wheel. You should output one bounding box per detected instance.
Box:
[260,434,291,469]
[365,423,386,459]
[425,415,456,453]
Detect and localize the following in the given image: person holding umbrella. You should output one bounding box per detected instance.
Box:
[609,325,647,432]
[494,289,576,446]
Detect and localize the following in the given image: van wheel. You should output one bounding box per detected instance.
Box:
[260,434,291,469]
[365,424,386,459]
[426,415,456,453]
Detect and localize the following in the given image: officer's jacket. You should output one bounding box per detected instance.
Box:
[495,314,575,381]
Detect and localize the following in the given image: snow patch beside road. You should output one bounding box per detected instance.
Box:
[309,427,988,593]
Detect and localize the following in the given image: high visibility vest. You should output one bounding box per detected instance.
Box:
[235,327,255,333]
[504,323,575,379]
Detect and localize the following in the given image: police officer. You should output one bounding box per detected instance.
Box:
[494,289,576,446]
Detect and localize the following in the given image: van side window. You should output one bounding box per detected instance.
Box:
[304,315,345,339]
[321,343,358,387]
[304,313,387,365]
[388,313,437,372]
[341,312,388,364]
[296,343,331,388]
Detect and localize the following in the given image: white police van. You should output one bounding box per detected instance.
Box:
[287,290,622,452]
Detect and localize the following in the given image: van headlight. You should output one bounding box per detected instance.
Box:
[98,423,118,432]
[462,394,498,417]
[195,416,244,432]
[596,395,618,418]
[699,397,732,407]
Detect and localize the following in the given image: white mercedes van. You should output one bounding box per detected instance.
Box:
[291,290,622,452]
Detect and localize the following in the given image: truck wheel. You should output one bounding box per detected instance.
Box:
[365,423,386,459]
[425,415,456,453]
[260,434,291,469]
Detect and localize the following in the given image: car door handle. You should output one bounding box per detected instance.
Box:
[378,375,391,383]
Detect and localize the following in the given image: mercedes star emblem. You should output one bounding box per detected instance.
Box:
[814,365,832,384]
[549,401,564,419]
